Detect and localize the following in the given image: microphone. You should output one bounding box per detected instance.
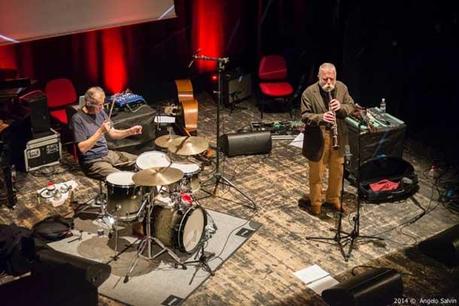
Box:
[188,48,202,68]
[188,58,195,68]
[344,144,352,166]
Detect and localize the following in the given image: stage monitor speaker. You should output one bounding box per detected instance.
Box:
[0,247,110,306]
[35,247,111,287]
[220,131,271,157]
[419,224,459,267]
[19,90,51,137]
[321,268,403,306]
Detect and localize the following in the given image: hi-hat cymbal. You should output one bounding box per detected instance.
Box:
[168,136,209,156]
[132,167,184,186]
[154,134,184,149]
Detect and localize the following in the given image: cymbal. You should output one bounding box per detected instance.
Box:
[168,136,209,156]
[154,134,184,149]
[132,167,184,186]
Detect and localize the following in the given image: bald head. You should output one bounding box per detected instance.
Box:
[318,63,337,92]
[84,86,105,114]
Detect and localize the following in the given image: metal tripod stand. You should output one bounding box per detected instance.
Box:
[183,226,216,276]
[192,54,256,210]
[306,127,384,261]
[124,190,185,283]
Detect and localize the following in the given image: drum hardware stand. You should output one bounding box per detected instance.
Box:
[124,192,186,283]
[74,180,106,216]
[184,224,216,280]
[109,197,149,261]
[74,183,119,238]
[305,123,384,261]
[191,54,256,210]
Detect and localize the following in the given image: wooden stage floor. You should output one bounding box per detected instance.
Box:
[1,94,458,305]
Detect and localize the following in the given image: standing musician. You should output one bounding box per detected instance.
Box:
[70,86,143,180]
[300,63,356,215]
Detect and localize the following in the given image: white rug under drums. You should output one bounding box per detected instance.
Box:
[48,210,261,306]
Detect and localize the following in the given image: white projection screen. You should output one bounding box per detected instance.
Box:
[0,0,176,45]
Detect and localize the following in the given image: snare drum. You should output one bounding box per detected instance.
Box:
[170,161,201,192]
[149,205,207,254]
[106,171,141,222]
[136,151,171,170]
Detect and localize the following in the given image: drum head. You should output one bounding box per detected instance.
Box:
[178,206,207,253]
[136,151,171,170]
[106,171,135,187]
[170,162,200,176]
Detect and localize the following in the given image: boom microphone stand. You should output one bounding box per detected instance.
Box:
[192,54,256,210]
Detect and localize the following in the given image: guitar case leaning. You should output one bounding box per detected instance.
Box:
[358,156,419,203]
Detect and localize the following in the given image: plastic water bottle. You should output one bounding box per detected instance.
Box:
[380,98,386,113]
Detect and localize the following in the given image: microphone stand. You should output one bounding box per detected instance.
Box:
[341,120,384,260]
[305,146,350,260]
[192,55,256,210]
[305,121,384,261]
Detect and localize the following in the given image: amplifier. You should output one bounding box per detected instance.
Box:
[24,129,61,172]
[223,70,252,106]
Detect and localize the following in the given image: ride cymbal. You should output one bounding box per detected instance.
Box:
[154,134,184,149]
[132,167,184,186]
[168,136,209,156]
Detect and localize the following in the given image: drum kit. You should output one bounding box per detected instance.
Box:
[100,135,216,281]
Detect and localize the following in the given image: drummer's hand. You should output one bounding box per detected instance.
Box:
[99,120,112,134]
[129,125,143,135]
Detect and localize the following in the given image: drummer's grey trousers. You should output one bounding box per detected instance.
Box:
[81,150,137,181]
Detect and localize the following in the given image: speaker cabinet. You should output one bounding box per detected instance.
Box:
[321,268,403,306]
[19,90,51,137]
[0,247,111,306]
[419,224,459,267]
[220,131,271,157]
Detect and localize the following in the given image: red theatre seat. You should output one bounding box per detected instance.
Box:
[258,55,293,119]
[44,78,77,125]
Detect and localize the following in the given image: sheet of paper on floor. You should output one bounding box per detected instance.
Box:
[293,264,339,295]
[289,132,303,148]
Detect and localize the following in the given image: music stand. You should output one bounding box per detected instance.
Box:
[305,121,384,261]
[192,54,256,210]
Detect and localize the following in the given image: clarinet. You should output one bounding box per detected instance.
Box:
[328,91,339,150]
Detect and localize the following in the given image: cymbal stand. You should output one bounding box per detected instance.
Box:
[124,189,186,283]
[192,54,256,210]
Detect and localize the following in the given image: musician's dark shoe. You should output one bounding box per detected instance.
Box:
[298,198,321,216]
[324,201,348,214]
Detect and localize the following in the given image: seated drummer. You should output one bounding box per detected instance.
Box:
[70,86,143,181]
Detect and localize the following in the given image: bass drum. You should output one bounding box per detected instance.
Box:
[149,205,207,254]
